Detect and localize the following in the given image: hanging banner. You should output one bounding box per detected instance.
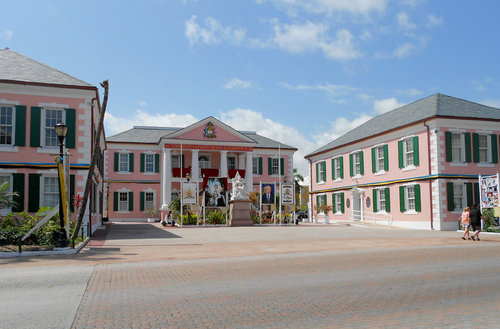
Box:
[205,178,227,207]
[281,184,294,204]
[479,174,499,208]
[182,182,198,205]
[261,183,275,204]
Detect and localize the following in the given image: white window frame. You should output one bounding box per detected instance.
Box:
[452,182,466,212]
[41,108,65,148]
[144,190,155,211]
[117,190,130,212]
[0,174,13,214]
[402,137,415,168]
[252,157,259,175]
[375,146,385,173]
[334,192,342,214]
[144,153,155,173]
[227,155,237,170]
[41,175,59,208]
[317,160,326,183]
[376,188,386,213]
[451,132,465,163]
[271,158,280,176]
[405,185,416,213]
[0,105,15,146]
[352,152,362,177]
[477,134,491,163]
[333,157,342,181]
[118,153,130,173]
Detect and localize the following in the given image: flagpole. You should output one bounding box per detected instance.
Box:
[278,141,281,224]
[180,138,183,227]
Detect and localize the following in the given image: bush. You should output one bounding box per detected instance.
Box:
[179,213,198,225]
[205,209,226,225]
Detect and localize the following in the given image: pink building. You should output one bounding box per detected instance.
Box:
[306,94,500,230]
[0,49,106,235]
[105,117,297,222]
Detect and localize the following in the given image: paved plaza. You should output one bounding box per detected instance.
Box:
[1,223,500,328]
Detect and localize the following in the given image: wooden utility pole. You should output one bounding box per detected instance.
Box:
[71,80,109,241]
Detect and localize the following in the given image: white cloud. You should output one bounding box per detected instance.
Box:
[185,15,246,46]
[393,42,414,58]
[281,82,357,103]
[397,12,417,29]
[312,114,372,146]
[374,97,405,114]
[104,110,198,136]
[259,0,388,16]
[272,21,361,60]
[224,78,256,89]
[427,14,443,27]
[0,29,13,40]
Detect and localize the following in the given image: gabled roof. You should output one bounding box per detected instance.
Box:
[0,48,94,88]
[306,93,500,158]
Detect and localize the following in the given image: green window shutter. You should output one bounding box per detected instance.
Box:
[371,148,376,173]
[28,174,40,212]
[385,188,391,213]
[114,152,119,171]
[359,151,364,175]
[70,174,75,212]
[323,194,327,207]
[413,136,419,166]
[447,182,454,211]
[340,156,344,179]
[30,107,41,147]
[140,192,145,211]
[415,184,421,212]
[281,158,285,176]
[140,154,145,172]
[14,105,26,146]
[332,194,336,213]
[474,183,480,204]
[340,193,345,213]
[65,108,76,148]
[331,158,335,180]
[258,157,263,174]
[372,189,378,212]
[129,153,134,172]
[113,192,118,211]
[445,132,452,162]
[315,162,319,183]
[321,161,326,182]
[466,183,473,207]
[128,192,133,211]
[384,144,389,171]
[398,140,404,168]
[399,186,405,212]
[472,133,479,163]
[12,173,25,212]
[155,154,160,172]
[464,133,471,163]
[268,158,272,175]
[491,134,498,163]
[349,153,353,177]
[316,195,320,211]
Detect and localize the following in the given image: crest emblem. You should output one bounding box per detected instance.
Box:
[203,122,216,138]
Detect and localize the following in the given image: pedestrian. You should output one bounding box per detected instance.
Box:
[469,203,482,241]
[459,206,471,240]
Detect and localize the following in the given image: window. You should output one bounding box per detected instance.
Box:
[0,175,12,213]
[378,189,386,211]
[373,188,390,213]
[0,106,13,145]
[350,151,363,177]
[317,161,325,182]
[42,176,59,208]
[447,182,474,212]
[399,136,419,168]
[145,154,155,173]
[473,133,497,164]
[372,145,388,173]
[400,184,421,213]
[118,192,129,211]
[271,158,280,175]
[43,108,64,147]
[451,133,463,162]
[253,158,258,174]
[199,155,210,169]
[332,156,343,180]
[145,192,154,210]
[227,156,236,170]
[332,192,344,214]
[119,153,129,172]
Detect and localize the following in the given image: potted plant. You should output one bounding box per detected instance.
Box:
[316,204,332,224]
[145,207,159,223]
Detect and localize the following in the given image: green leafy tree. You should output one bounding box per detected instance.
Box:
[0,182,18,211]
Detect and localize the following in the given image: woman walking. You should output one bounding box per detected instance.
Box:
[459,207,471,240]
[469,203,482,241]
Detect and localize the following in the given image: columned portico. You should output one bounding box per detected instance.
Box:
[161,148,171,210]
[191,149,199,180]
[220,150,228,178]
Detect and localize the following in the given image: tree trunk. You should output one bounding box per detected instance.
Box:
[71,80,109,241]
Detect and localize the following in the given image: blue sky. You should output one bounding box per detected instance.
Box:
[2,0,500,177]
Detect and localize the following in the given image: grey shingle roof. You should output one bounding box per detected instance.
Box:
[107,126,297,150]
[0,48,93,87]
[307,93,500,157]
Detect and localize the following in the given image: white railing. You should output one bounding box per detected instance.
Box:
[351,210,393,227]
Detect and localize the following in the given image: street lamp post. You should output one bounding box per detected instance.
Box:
[55,122,68,248]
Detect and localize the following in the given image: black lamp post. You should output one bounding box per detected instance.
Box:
[55,122,68,248]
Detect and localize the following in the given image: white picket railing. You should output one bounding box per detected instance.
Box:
[351,209,393,227]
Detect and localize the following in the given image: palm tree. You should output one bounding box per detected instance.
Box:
[293,168,304,208]
[0,182,18,211]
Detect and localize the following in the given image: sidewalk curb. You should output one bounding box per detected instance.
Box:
[0,237,91,258]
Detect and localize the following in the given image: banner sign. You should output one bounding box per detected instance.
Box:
[182,182,198,204]
[479,174,499,208]
[281,184,294,204]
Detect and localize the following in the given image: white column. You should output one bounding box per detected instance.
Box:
[220,150,228,177]
[238,153,245,170]
[160,148,171,210]
[191,149,199,180]
[246,152,253,194]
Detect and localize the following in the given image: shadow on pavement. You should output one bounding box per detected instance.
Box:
[106,223,182,240]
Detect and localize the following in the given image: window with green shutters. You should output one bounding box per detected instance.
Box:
[472,133,498,163]
[372,145,389,173]
[332,192,344,214]
[331,156,343,180]
[141,153,158,173]
[373,188,390,213]
[447,182,474,211]
[140,191,155,211]
[400,184,420,213]
[398,137,419,168]
[114,191,133,212]
[445,131,471,163]
[29,107,76,148]
[114,152,134,172]
[268,157,285,176]
[350,151,363,177]
[252,157,263,175]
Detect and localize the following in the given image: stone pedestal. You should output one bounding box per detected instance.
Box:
[229,200,253,226]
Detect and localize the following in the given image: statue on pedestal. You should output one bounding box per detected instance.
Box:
[231,172,247,201]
